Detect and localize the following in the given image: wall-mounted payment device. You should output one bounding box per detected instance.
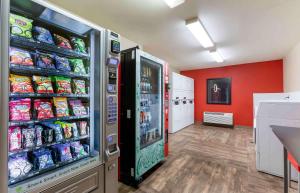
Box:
[111,40,120,54]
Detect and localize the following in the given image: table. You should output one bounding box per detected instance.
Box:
[271,125,300,193]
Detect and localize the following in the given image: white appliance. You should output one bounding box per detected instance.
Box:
[169,72,194,133]
[203,112,233,127]
[256,101,300,179]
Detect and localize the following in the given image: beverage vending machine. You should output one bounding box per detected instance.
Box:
[120,47,165,185]
[0,0,120,192]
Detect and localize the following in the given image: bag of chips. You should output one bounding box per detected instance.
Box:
[83,144,90,154]
[35,125,43,146]
[9,126,22,151]
[69,59,86,75]
[8,153,33,179]
[22,126,36,148]
[41,122,63,142]
[33,26,54,44]
[55,55,71,71]
[9,98,31,121]
[32,149,54,170]
[36,52,56,69]
[9,13,33,39]
[51,76,72,94]
[69,100,87,116]
[53,97,69,117]
[71,123,79,138]
[33,76,54,94]
[71,141,88,158]
[78,121,88,136]
[70,37,87,53]
[10,74,34,94]
[55,121,73,139]
[72,79,86,94]
[52,143,73,162]
[41,128,54,144]
[9,47,34,66]
[53,34,72,49]
[34,99,54,120]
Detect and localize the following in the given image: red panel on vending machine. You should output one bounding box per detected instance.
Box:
[164,63,169,157]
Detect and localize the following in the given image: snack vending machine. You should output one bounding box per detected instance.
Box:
[0,0,119,192]
[164,62,169,157]
[120,47,165,185]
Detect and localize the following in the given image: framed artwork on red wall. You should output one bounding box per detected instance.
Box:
[207,78,231,105]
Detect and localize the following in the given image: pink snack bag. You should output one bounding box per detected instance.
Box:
[8,126,22,151]
[9,98,31,121]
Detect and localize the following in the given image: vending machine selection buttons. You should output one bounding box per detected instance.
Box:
[107,96,117,124]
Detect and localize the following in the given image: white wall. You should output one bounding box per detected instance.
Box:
[284,41,300,92]
[120,36,141,51]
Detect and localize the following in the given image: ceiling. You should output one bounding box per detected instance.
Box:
[47,0,300,70]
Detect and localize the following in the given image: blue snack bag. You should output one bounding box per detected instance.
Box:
[33,149,54,170]
[53,143,72,162]
[36,52,56,69]
[55,55,71,71]
[8,152,33,179]
[41,122,64,142]
[33,26,54,44]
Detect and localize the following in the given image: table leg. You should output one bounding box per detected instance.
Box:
[284,147,288,193]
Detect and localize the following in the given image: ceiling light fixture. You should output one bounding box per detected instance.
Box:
[186,18,214,48]
[163,0,185,8]
[210,50,224,63]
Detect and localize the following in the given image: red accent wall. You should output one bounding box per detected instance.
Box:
[181,60,283,127]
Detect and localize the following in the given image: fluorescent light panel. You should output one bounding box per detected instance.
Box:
[210,50,224,63]
[186,18,214,48]
[164,0,185,8]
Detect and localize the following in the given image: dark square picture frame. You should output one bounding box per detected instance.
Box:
[207,78,231,105]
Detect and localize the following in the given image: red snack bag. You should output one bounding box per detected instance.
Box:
[10,74,34,93]
[34,99,54,120]
[8,126,22,151]
[9,98,31,121]
[53,34,72,49]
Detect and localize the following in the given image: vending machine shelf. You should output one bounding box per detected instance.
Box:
[9,93,90,99]
[9,115,90,126]
[10,64,90,79]
[10,35,90,59]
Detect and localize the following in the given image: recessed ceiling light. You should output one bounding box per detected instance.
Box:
[186,18,214,48]
[163,0,185,8]
[210,50,224,63]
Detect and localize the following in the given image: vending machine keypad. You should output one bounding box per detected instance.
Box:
[107,96,117,124]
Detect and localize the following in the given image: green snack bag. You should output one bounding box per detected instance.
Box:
[69,59,86,75]
[10,14,33,39]
[70,37,87,53]
[51,76,72,94]
[72,79,86,94]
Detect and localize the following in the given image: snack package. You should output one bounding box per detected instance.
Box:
[69,100,87,116]
[35,125,43,146]
[69,59,86,75]
[41,122,63,142]
[53,97,69,117]
[55,55,71,71]
[51,76,72,94]
[52,143,73,162]
[55,121,73,139]
[10,74,34,94]
[9,47,34,66]
[8,126,22,151]
[78,121,88,136]
[22,127,36,148]
[71,123,79,138]
[9,98,31,121]
[36,52,56,69]
[72,79,86,94]
[70,37,87,53]
[9,13,33,38]
[53,34,72,49]
[34,99,54,120]
[41,128,54,144]
[32,149,54,170]
[8,153,33,179]
[70,141,88,158]
[82,144,90,154]
[33,76,54,94]
[33,26,54,44]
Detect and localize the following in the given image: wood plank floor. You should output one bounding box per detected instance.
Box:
[119,124,297,193]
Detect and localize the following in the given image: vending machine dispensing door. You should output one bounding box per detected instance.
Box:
[104,30,120,193]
